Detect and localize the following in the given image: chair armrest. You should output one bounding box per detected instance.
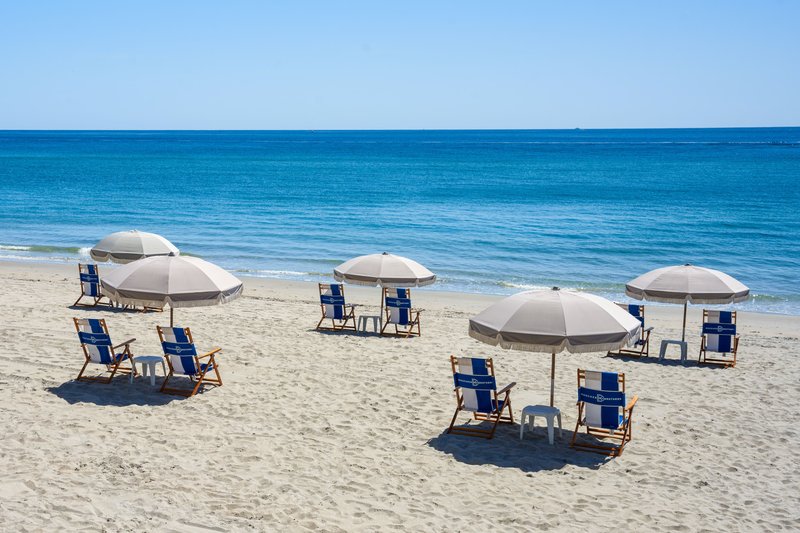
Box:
[197,347,222,359]
[625,395,639,411]
[642,326,654,333]
[497,382,516,395]
[112,338,136,350]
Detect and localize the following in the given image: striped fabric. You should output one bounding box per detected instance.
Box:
[617,303,645,346]
[160,326,201,375]
[321,284,346,320]
[454,357,498,414]
[582,371,625,430]
[75,318,119,364]
[386,288,411,325]
[703,310,736,353]
[79,264,101,297]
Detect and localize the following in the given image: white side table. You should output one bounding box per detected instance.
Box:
[357,315,381,333]
[520,405,562,445]
[659,339,688,362]
[131,355,167,386]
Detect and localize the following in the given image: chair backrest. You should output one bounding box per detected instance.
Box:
[616,302,645,327]
[702,310,737,353]
[385,288,412,325]
[74,317,115,364]
[319,283,347,320]
[78,263,101,297]
[158,326,200,375]
[578,370,626,430]
[451,356,498,414]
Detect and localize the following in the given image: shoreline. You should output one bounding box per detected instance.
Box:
[3,259,796,321]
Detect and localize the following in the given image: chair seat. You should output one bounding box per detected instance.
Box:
[100,353,129,364]
[584,413,626,431]
[486,398,507,414]
[177,362,215,376]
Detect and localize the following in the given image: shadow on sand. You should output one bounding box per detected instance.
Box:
[603,353,726,369]
[66,304,165,315]
[47,376,190,407]
[427,423,610,472]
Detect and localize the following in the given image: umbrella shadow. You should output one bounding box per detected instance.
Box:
[66,304,164,315]
[47,377,186,406]
[426,423,609,472]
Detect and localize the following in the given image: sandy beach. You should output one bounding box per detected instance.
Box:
[0,261,798,532]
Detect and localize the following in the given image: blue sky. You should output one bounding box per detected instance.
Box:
[0,1,797,129]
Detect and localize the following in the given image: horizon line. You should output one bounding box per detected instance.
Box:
[1,125,799,132]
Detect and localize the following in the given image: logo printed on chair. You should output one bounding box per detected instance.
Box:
[454,373,496,390]
[578,387,625,407]
[702,323,736,335]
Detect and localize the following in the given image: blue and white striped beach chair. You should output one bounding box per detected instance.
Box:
[699,310,739,367]
[316,283,357,332]
[381,288,421,337]
[571,369,638,457]
[447,356,516,439]
[157,326,223,396]
[607,303,653,357]
[73,264,112,307]
[73,318,136,383]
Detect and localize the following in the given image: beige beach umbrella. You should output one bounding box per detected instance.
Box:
[333,252,436,325]
[625,264,749,340]
[469,288,642,407]
[100,254,243,326]
[90,230,179,264]
[333,252,436,287]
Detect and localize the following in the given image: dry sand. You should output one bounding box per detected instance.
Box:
[0,261,798,532]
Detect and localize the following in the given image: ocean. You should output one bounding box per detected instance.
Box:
[1,129,798,314]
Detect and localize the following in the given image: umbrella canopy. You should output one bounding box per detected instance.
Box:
[625,264,749,340]
[625,264,749,304]
[333,252,436,288]
[469,288,642,406]
[100,255,243,325]
[90,230,179,264]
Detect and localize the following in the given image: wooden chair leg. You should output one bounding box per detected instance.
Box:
[160,371,174,393]
[189,374,204,396]
[447,407,462,434]
[76,357,91,381]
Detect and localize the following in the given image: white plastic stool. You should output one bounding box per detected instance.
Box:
[659,339,688,363]
[520,405,562,444]
[131,355,167,386]
[357,315,381,333]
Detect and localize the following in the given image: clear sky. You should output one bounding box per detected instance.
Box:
[0,1,798,129]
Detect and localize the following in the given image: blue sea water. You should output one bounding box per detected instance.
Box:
[1,129,799,314]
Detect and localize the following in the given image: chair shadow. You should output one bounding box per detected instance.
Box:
[308,328,383,337]
[67,304,128,314]
[47,376,189,406]
[606,355,707,366]
[426,423,610,472]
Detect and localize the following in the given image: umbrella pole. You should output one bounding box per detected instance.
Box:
[170,307,174,327]
[549,350,556,407]
[681,301,687,341]
[378,289,383,331]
